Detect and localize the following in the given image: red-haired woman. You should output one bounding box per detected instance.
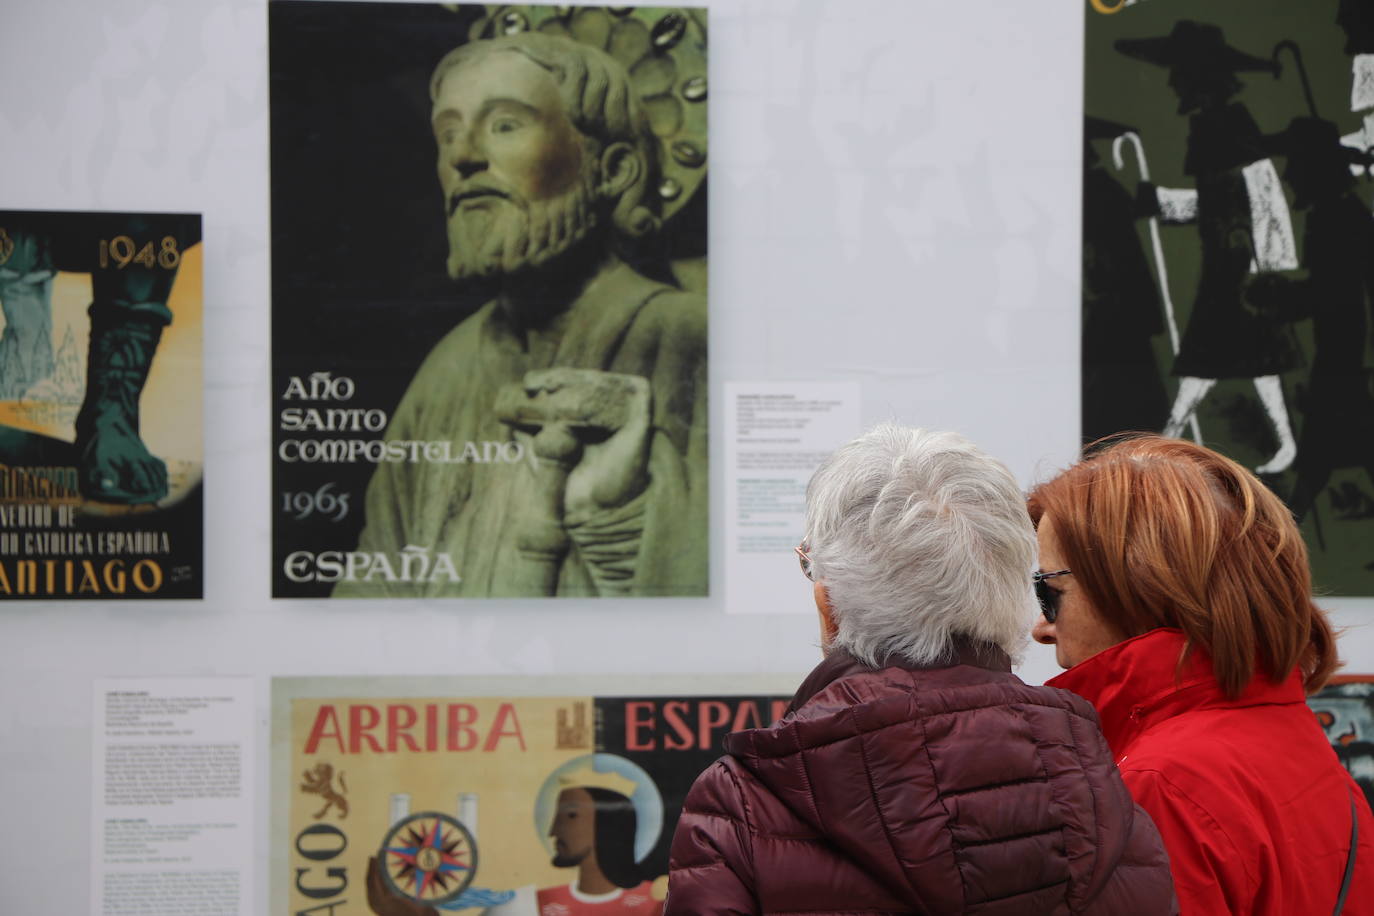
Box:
[1029,435,1373,915]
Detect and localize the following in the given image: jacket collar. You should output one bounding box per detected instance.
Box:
[1047,627,1306,757]
[785,638,1011,716]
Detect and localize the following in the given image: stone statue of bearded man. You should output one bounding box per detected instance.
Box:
[336,31,707,598]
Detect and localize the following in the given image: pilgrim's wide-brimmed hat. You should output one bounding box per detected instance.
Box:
[1115,20,1277,75]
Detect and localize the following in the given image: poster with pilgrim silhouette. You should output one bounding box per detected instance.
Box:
[1083,0,1374,594]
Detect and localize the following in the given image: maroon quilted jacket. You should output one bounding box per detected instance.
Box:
[666,645,1177,915]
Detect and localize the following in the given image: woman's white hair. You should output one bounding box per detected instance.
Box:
[805,423,1037,666]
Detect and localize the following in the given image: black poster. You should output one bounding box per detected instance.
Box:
[270,2,709,599]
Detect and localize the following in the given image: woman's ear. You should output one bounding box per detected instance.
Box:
[815,582,838,654]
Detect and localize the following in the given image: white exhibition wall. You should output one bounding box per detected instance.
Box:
[1,0,1371,911]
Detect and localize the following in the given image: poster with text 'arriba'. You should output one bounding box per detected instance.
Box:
[271,677,790,915]
[1083,0,1374,593]
[0,210,202,599]
[270,3,708,598]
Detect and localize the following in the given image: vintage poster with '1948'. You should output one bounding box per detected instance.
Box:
[271,676,790,915]
[0,210,203,599]
[270,3,708,598]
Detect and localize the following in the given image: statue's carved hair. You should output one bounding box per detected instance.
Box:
[430,33,660,238]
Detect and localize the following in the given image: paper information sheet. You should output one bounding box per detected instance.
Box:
[725,382,861,614]
[91,677,254,916]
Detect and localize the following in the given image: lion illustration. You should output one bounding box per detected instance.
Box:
[300,761,349,820]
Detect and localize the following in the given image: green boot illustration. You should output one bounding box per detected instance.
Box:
[74,304,170,504]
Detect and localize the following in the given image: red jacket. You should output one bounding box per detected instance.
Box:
[1049,628,1374,916]
[666,643,1177,914]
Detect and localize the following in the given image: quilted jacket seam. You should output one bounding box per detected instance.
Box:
[957,824,1061,849]
[1064,705,1106,913]
[721,758,761,894]
[976,877,1072,906]
[911,690,962,912]
[938,774,1048,799]
[791,718,827,836]
[1002,704,1071,911]
[849,703,910,884]
[683,807,746,829]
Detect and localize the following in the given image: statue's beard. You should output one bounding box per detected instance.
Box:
[445,164,600,283]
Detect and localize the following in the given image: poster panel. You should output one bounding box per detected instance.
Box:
[1308,675,1374,810]
[1082,0,1374,593]
[269,3,709,598]
[271,676,792,915]
[0,210,203,599]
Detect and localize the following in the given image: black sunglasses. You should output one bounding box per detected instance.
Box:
[1033,569,1072,623]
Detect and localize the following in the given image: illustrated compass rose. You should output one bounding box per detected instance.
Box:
[379,811,477,905]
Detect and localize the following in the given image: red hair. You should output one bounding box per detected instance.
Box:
[1027,435,1338,698]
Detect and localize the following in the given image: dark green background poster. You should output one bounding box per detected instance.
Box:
[1083,0,1374,594]
[269,3,709,599]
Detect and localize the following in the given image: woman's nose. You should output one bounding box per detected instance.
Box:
[1031,615,1057,645]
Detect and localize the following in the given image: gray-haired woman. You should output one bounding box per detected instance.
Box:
[667,424,1177,915]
